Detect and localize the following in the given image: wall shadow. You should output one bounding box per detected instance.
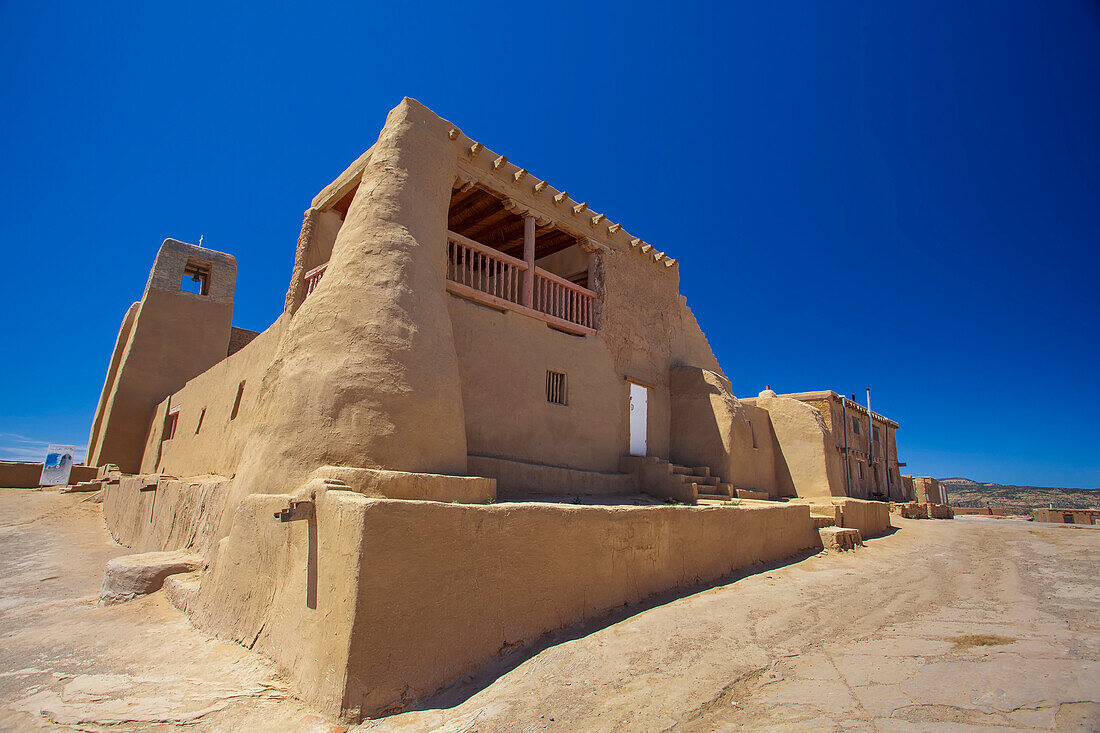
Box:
[397,546,824,717]
[306,514,317,609]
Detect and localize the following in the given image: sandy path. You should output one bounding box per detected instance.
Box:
[0,489,1097,731]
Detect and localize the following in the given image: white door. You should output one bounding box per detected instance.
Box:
[629,382,648,456]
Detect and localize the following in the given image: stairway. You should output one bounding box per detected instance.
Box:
[620,456,737,504]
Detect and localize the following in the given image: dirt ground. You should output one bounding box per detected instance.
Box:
[1,489,1097,732]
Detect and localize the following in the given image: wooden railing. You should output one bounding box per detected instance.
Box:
[446,230,597,335]
[304,262,328,296]
[447,231,526,304]
[533,270,596,331]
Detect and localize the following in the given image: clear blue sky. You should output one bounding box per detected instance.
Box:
[2,2,1097,487]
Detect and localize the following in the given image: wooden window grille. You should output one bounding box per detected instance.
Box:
[546,370,567,405]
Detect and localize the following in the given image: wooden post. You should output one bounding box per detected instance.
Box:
[523,215,535,308]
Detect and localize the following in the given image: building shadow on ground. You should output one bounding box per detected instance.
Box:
[398,545,827,716]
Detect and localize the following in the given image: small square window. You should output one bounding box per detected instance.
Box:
[182,260,211,296]
[852,418,860,435]
[546,370,567,405]
[873,426,881,443]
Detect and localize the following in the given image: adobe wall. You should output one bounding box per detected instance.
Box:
[467,455,634,495]
[214,99,470,540]
[191,489,365,718]
[822,397,903,500]
[442,123,720,480]
[790,497,892,538]
[125,100,471,548]
[953,506,1006,516]
[139,319,286,477]
[667,368,786,496]
[87,240,236,473]
[85,302,139,465]
[751,393,846,497]
[449,295,627,472]
[1032,508,1100,525]
[0,462,96,488]
[0,462,49,488]
[102,475,233,559]
[191,488,821,720]
[910,476,946,505]
[900,474,915,501]
[227,326,260,356]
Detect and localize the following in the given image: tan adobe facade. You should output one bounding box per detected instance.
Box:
[1032,508,1100,525]
[84,99,908,719]
[903,475,948,505]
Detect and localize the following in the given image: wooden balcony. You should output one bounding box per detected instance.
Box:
[446,230,596,335]
[304,262,327,296]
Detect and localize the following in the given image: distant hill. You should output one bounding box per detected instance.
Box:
[941,478,1100,516]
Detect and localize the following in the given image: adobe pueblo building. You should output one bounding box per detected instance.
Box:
[84,99,928,720]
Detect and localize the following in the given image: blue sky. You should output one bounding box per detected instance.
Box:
[2,2,1097,487]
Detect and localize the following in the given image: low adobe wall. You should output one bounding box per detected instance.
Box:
[1032,508,1100,525]
[892,502,955,520]
[468,455,634,496]
[954,506,1006,516]
[927,503,953,519]
[192,489,822,720]
[311,465,495,503]
[102,475,233,560]
[792,497,892,538]
[0,462,97,488]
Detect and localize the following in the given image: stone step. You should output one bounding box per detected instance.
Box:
[697,493,734,502]
[163,571,203,614]
[59,480,103,494]
[731,488,770,501]
[819,526,863,551]
[676,474,718,488]
[670,464,710,479]
[100,551,202,605]
[811,514,837,529]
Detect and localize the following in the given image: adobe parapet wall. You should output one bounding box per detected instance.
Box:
[193,489,821,720]
[100,470,821,720]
